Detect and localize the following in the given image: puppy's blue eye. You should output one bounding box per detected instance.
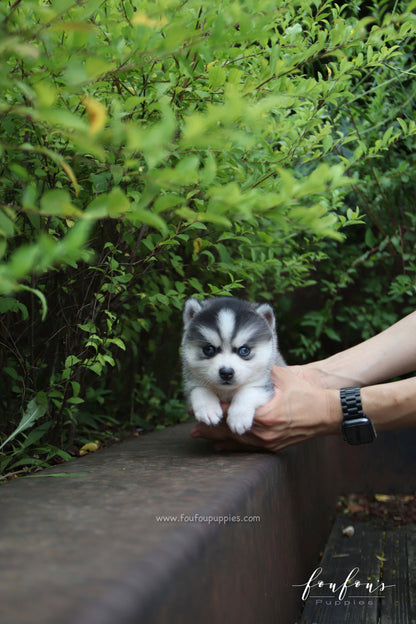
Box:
[202,344,216,357]
[238,346,251,358]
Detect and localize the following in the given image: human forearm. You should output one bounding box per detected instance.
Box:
[361,377,416,431]
[302,311,416,389]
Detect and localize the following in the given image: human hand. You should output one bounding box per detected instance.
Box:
[189,366,342,452]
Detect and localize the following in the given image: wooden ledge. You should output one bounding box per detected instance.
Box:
[1,423,416,624]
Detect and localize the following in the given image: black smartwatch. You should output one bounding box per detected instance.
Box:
[340,387,377,445]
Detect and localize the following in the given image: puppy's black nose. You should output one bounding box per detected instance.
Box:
[219,367,234,381]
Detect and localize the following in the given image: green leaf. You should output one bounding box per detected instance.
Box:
[107,187,130,216]
[108,337,126,350]
[128,206,168,234]
[324,327,341,342]
[0,398,47,451]
[40,190,82,217]
[67,396,85,404]
[0,296,29,320]
[18,285,48,321]
[71,381,81,397]
[208,64,226,89]
[41,108,88,132]
[65,355,81,368]
[0,237,7,260]
[0,209,15,238]
[23,473,89,479]
[85,57,115,79]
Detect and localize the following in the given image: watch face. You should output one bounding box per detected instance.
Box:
[342,418,377,445]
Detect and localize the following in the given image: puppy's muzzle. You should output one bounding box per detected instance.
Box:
[219,367,234,383]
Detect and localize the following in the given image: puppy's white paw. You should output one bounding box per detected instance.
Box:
[226,407,254,435]
[194,403,223,427]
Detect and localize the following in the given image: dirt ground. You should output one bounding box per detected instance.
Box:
[337,492,416,526]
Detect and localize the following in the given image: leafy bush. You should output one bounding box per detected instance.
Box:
[1,0,416,475]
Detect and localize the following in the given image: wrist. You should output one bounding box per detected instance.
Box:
[339,387,377,444]
[325,388,344,434]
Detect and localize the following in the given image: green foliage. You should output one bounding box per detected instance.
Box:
[1,0,416,474]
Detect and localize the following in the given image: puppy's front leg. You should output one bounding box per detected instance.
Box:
[190,387,223,426]
[227,387,272,435]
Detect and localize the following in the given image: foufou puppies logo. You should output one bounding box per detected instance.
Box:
[293,566,395,605]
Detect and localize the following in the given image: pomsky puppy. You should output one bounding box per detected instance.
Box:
[182,296,286,435]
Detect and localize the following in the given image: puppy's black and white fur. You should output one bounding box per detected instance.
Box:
[182,296,285,435]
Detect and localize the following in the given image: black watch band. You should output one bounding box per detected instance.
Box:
[340,387,377,445]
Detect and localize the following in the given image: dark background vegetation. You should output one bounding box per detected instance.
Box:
[1,0,415,475]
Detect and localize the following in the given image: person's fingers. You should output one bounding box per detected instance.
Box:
[212,439,262,452]
[190,421,231,440]
[190,421,262,448]
[253,391,281,424]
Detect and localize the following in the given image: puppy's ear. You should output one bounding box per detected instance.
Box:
[256,303,276,330]
[183,298,203,328]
